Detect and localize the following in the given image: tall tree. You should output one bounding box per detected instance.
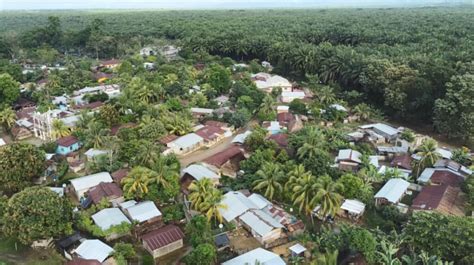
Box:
[253,162,285,200]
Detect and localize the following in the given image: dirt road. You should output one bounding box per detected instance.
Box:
[179,135,235,167]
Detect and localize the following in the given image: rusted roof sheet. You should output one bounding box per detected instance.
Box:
[141,225,184,251]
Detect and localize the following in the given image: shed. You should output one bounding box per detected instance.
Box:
[167,133,204,154]
[181,164,220,185]
[232,130,252,145]
[289,243,307,257]
[374,178,410,206]
[340,199,366,219]
[73,239,113,263]
[84,149,108,161]
[87,182,124,205]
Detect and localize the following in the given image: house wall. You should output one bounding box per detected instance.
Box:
[56,143,80,155]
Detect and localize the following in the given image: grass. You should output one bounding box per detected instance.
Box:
[26,250,64,265]
[0,237,27,253]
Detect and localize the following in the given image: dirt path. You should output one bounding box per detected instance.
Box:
[179,136,236,167]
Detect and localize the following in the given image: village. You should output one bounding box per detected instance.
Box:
[0,38,472,265]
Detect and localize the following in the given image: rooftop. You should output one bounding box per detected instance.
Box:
[141,225,184,251]
[195,125,226,141]
[340,199,366,215]
[87,182,123,204]
[74,239,113,263]
[91,208,130,231]
[417,168,464,186]
[125,201,162,222]
[222,247,285,265]
[412,185,464,216]
[70,172,113,193]
[111,168,129,184]
[203,146,245,167]
[374,178,410,203]
[172,133,204,149]
[57,135,79,147]
[360,123,399,137]
[182,164,220,181]
[336,149,362,164]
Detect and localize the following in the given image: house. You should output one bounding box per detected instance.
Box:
[433,159,472,177]
[70,172,113,199]
[417,168,465,187]
[68,159,86,173]
[263,121,284,135]
[72,85,121,104]
[140,47,157,57]
[411,185,465,216]
[222,247,285,265]
[72,101,103,111]
[164,133,204,155]
[84,148,108,161]
[203,146,246,178]
[232,130,252,145]
[391,154,413,171]
[329,103,348,112]
[72,239,113,263]
[374,178,410,206]
[181,164,220,188]
[277,105,289,113]
[33,110,80,141]
[56,136,81,155]
[87,182,124,206]
[111,168,129,184]
[190,107,214,118]
[436,148,453,160]
[219,191,304,247]
[99,59,121,69]
[252,73,292,93]
[11,126,32,140]
[335,149,362,172]
[91,208,131,232]
[378,166,411,180]
[268,133,289,149]
[195,125,227,147]
[281,91,305,103]
[122,201,162,224]
[360,123,400,142]
[376,146,409,155]
[204,120,234,133]
[141,225,185,259]
[339,199,366,220]
[160,45,180,60]
[277,112,295,126]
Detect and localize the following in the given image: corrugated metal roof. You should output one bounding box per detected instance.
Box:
[182,164,219,181]
[337,149,362,164]
[219,191,259,222]
[172,133,204,149]
[340,199,366,215]
[240,211,275,237]
[222,248,285,265]
[248,194,272,209]
[374,178,410,203]
[360,123,399,137]
[141,225,184,251]
[74,239,113,263]
[232,130,252,144]
[126,201,162,222]
[70,172,113,192]
[91,208,130,231]
[84,149,108,158]
[289,243,307,254]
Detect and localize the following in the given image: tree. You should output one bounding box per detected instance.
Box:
[312,250,338,265]
[84,121,110,148]
[434,74,474,140]
[121,166,153,199]
[286,165,317,215]
[2,187,73,244]
[253,162,284,200]
[451,147,471,166]
[200,189,227,224]
[312,175,343,218]
[188,178,214,210]
[184,243,217,265]
[113,243,136,265]
[337,173,372,202]
[51,119,71,139]
[98,104,120,126]
[403,212,474,263]
[257,95,276,121]
[0,143,45,194]
[289,99,307,115]
[353,103,373,122]
[400,129,415,143]
[0,73,20,108]
[0,107,16,132]
[413,138,441,177]
[377,240,401,265]
[185,216,213,247]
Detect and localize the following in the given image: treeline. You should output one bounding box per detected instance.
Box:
[0,8,473,141]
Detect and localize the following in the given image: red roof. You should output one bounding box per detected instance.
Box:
[73,101,103,110]
[56,135,79,147]
[411,185,448,211]
[205,120,229,128]
[203,146,245,167]
[431,170,464,187]
[195,125,225,141]
[88,182,123,204]
[100,59,121,66]
[159,134,179,144]
[277,112,295,124]
[66,258,101,265]
[111,168,129,184]
[268,133,289,148]
[141,225,184,251]
[391,155,413,170]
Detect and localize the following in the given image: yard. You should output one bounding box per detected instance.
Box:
[0,237,64,265]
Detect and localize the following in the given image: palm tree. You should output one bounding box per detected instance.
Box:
[289,170,318,215]
[358,166,383,184]
[200,189,227,224]
[0,108,16,132]
[311,250,338,265]
[51,119,71,139]
[353,103,372,121]
[134,143,161,167]
[297,127,325,160]
[376,240,401,265]
[311,175,343,218]
[85,121,110,149]
[122,166,153,199]
[149,155,180,189]
[413,138,441,177]
[188,178,214,210]
[253,162,284,200]
[315,86,336,107]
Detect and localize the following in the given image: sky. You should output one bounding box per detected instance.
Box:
[0,0,458,10]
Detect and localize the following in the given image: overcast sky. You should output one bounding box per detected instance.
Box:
[0,0,454,10]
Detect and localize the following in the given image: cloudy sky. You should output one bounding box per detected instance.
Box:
[0,0,450,10]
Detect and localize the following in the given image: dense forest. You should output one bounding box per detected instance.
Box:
[1,8,473,141]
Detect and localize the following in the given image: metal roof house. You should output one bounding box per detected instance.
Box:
[141,224,185,259]
[72,239,113,263]
[360,123,400,142]
[91,208,131,231]
[123,201,162,224]
[281,91,305,103]
[164,133,204,155]
[339,199,366,220]
[181,164,220,188]
[374,178,410,206]
[70,172,113,199]
[222,247,285,265]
